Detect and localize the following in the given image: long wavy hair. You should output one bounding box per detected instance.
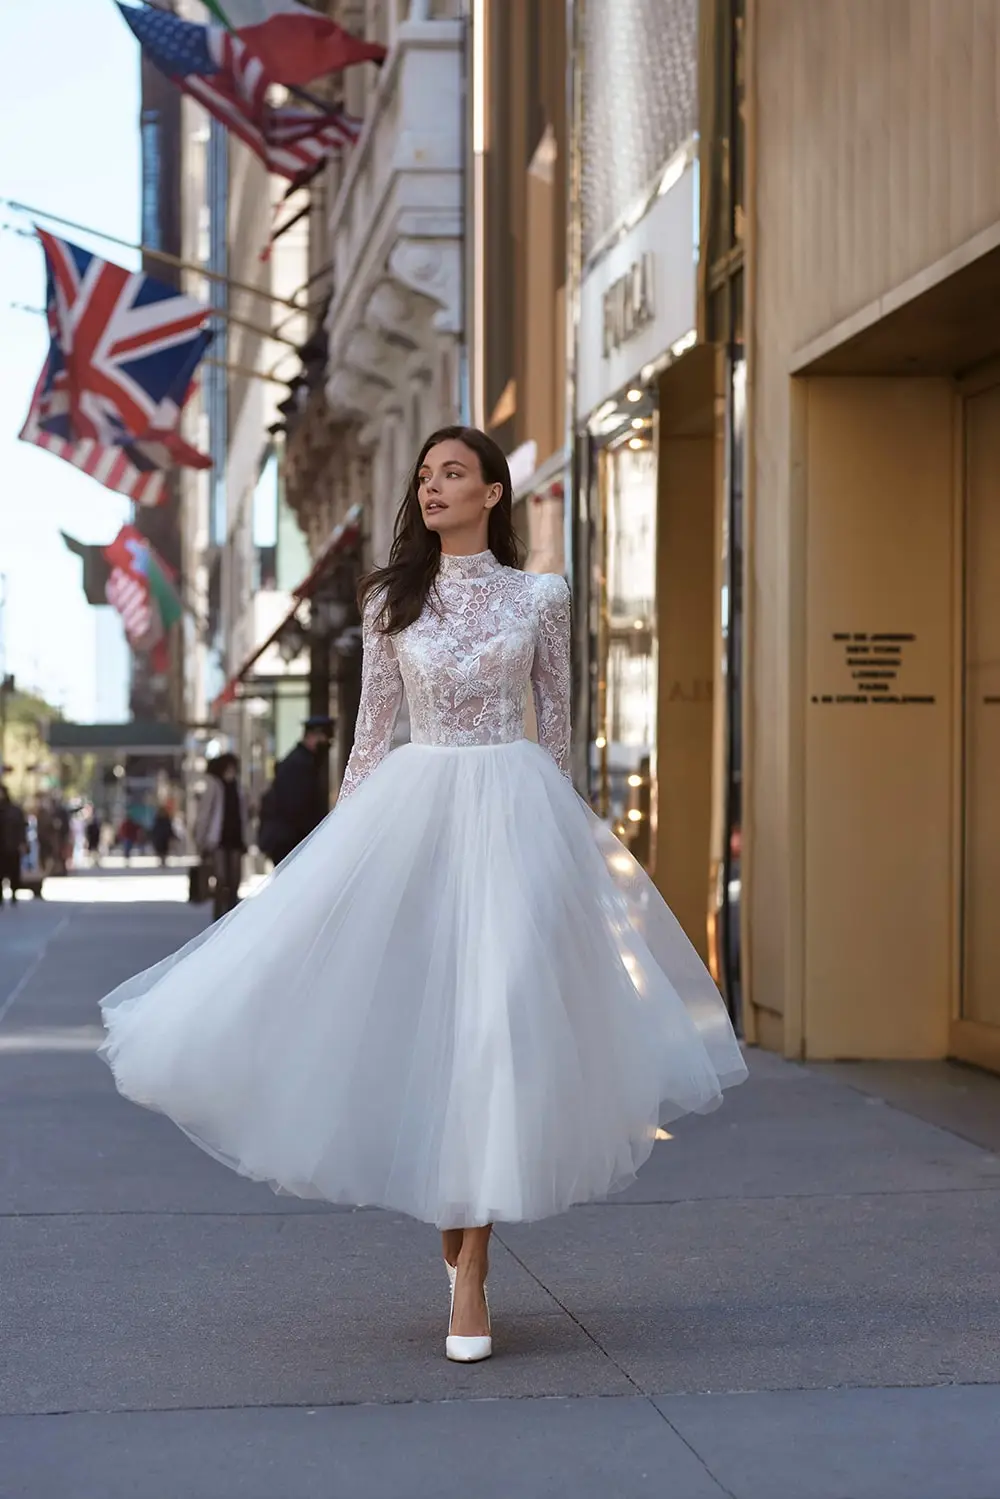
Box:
[358,425,522,635]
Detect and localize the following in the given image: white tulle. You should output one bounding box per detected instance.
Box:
[99,552,746,1228]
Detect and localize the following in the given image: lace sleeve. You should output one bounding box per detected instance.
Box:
[530,573,572,778]
[339,595,404,801]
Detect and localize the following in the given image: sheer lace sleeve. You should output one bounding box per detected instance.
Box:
[339,595,404,801]
[530,573,572,778]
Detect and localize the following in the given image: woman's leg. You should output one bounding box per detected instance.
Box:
[449,1223,492,1337]
[441,1228,463,1268]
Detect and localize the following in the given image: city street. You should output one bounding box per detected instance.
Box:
[2,869,1000,1499]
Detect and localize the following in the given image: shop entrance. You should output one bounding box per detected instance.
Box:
[957,382,1000,1070]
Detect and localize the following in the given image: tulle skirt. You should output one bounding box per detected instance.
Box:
[99,740,747,1228]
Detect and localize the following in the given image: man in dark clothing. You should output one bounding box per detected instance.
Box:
[0,785,27,909]
[258,716,333,866]
[195,753,247,922]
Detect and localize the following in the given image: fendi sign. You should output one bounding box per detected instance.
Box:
[602,254,655,356]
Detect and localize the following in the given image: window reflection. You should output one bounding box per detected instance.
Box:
[594,432,657,868]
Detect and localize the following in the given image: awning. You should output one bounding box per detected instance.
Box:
[47,721,186,755]
[212,504,363,716]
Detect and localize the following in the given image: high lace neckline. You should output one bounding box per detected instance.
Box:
[437,548,501,580]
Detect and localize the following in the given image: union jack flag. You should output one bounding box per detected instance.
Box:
[119,4,362,181]
[19,362,194,508]
[35,227,212,451]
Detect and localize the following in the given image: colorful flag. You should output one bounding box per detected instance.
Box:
[20,356,209,505]
[202,0,386,87]
[61,533,112,606]
[103,525,183,672]
[119,4,362,180]
[21,364,169,506]
[35,227,212,451]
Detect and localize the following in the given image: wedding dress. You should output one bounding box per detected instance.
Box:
[99,550,746,1228]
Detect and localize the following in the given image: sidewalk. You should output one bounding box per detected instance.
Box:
[1,871,999,1499]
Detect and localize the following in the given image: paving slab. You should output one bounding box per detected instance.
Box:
[0,1396,727,1499]
[655,1383,1000,1499]
[499,1188,1000,1394]
[614,1060,1000,1205]
[0,1210,633,1415]
[817,1058,1000,1156]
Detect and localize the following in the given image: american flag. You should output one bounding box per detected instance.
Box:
[21,363,170,507]
[118,4,362,180]
[106,567,154,645]
[36,227,212,450]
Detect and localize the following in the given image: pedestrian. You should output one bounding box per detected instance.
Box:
[194,753,247,921]
[98,426,746,1364]
[117,816,138,863]
[150,805,176,866]
[85,812,102,865]
[0,785,27,909]
[256,715,333,866]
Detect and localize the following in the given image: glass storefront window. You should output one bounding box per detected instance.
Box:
[592,424,658,868]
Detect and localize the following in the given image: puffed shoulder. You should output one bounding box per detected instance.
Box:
[528,571,571,607]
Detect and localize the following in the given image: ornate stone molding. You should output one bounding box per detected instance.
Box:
[387,237,462,334]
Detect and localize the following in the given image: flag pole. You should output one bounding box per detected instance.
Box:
[0,197,309,313]
[8,294,301,351]
[203,356,291,387]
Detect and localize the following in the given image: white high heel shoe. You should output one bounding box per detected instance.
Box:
[446,1265,492,1363]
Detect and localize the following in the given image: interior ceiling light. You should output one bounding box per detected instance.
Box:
[628,436,645,449]
[631,416,645,429]
[626,388,643,403]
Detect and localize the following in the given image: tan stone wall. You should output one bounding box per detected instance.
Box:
[747,0,1000,1049]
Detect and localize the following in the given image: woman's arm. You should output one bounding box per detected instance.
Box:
[530,574,572,779]
[339,595,404,800]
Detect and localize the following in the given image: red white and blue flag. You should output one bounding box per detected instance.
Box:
[34,227,212,451]
[118,4,362,180]
[19,360,207,508]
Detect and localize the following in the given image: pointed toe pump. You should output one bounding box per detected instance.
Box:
[445,1269,492,1363]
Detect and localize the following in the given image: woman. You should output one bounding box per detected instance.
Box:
[99,426,746,1364]
[193,754,247,921]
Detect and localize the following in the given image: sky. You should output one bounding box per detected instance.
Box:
[0,0,140,722]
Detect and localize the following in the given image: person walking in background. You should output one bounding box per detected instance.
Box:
[0,785,27,910]
[150,805,176,866]
[257,715,333,866]
[194,754,248,921]
[85,811,103,866]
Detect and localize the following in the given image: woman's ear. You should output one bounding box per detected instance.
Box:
[484,484,503,510]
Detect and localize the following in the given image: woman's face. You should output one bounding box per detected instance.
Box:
[416,439,501,539]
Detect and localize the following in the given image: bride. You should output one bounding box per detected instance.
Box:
[99,425,747,1364]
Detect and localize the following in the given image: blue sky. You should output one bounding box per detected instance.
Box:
[0,0,140,721]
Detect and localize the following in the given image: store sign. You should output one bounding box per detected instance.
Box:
[576,160,697,421]
[602,255,655,356]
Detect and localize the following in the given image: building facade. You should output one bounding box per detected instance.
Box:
[566,0,746,1022]
[743,0,1000,1073]
[470,0,570,573]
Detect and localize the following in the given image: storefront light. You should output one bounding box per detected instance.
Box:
[670,329,697,358]
[595,734,607,749]
[627,808,643,823]
[628,436,645,450]
[626,388,643,403]
[627,773,643,788]
[631,417,645,429]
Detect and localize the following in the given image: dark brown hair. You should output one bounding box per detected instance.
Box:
[358,425,522,635]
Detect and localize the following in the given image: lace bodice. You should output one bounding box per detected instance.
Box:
[339,550,571,799]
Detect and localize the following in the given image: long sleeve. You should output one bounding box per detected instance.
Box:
[339,596,404,801]
[530,573,572,778]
